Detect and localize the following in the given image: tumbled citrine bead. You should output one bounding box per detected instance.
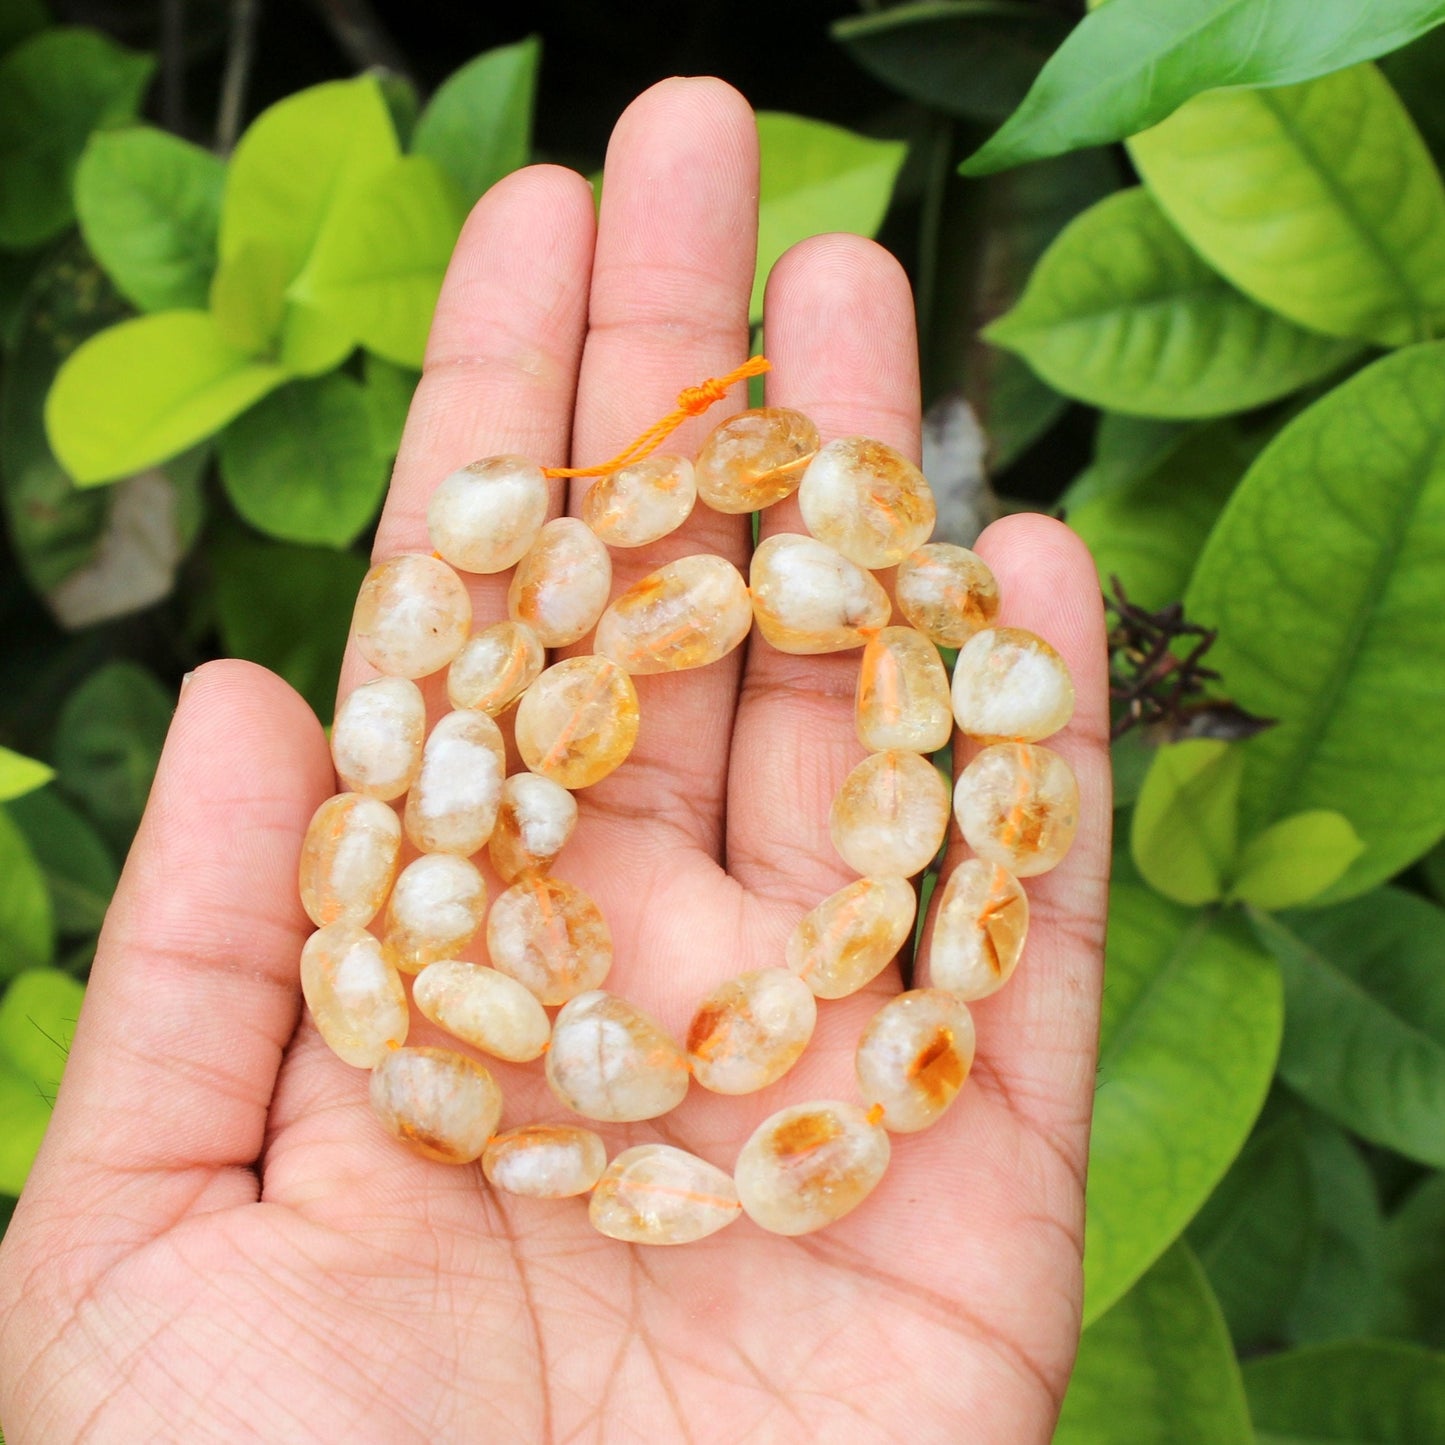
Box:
[427,455,549,574]
[734,1100,891,1236]
[403,709,505,855]
[830,749,950,878]
[798,437,937,569]
[896,542,1000,648]
[855,626,953,754]
[856,989,976,1134]
[488,773,579,883]
[785,876,917,999]
[926,859,1028,1000]
[369,1046,502,1164]
[590,1145,742,1245]
[749,533,891,654]
[300,923,408,1066]
[508,516,612,647]
[331,676,426,801]
[953,742,1079,877]
[694,407,819,514]
[546,991,689,1122]
[514,656,640,789]
[951,626,1075,742]
[352,553,471,679]
[447,620,544,716]
[685,968,817,1094]
[581,453,696,547]
[594,554,752,674]
[383,852,487,974]
[486,874,612,1004]
[299,792,401,928]
[412,959,551,1063]
[483,1125,608,1198]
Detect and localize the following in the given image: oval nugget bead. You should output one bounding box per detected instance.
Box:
[403,710,506,855]
[331,677,426,801]
[749,533,891,654]
[515,656,640,789]
[734,1100,891,1236]
[383,853,487,974]
[685,969,817,1094]
[483,1125,608,1198]
[352,553,471,678]
[582,454,696,547]
[369,1046,502,1164]
[594,554,752,674]
[300,923,408,1066]
[953,742,1079,877]
[785,876,917,999]
[855,626,953,754]
[546,991,689,1122]
[798,437,937,569]
[299,792,401,927]
[951,627,1075,742]
[926,859,1028,1000]
[590,1145,742,1245]
[694,407,818,514]
[896,542,1000,648]
[447,621,545,715]
[830,749,950,878]
[855,989,976,1134]
[413,960,551,1062]
[488,773,579,883]
[486,874,612,1004]
[427,455,549,574]
[508,517,613,647]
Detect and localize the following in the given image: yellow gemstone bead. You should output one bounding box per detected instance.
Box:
[953,742,1079,877]
[855,989,976,1134]
[514,656,640,789]
[508,516,613,647]
[855,626,953,754]
[589,1145,742,1245]
[830,749,950,878]
[300,923,408,1067]
[734,1100,891,1236]
[483,1125,608,1198]
[383,853,487,974]
[785,876,917,999]
[896,543,1000,648]
[412,960,551,1062]
[694,407,819,514]
[685,968,817,1094]
[446,620,545,715]
[369,1046,502,1164]
[486,874,612,1004]
[403,709,506,855]
[426,455,549,574]
[351,553,471,678]
[951,626,1076,742]
[331,676,426,801]
[488,773,579,883]
[298,792,401,928]
[797,437,937,569]
[546,991,690,1122]
[926,859,1028,1000]
[749,533,891,654]
[594,554,752,674]
[581,454,696,547]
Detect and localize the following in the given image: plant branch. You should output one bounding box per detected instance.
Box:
[305,0,414,84]
[215,0,260,154]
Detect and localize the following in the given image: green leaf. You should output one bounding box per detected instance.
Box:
[1244,1341,1445,1444]
[1084,883,1282,1322]
[1383,23,1445,169]
[412,36,539,206]
[363,353,416,460]
[1186,343,1445,898]
[0,28,153,247]
[753,112,908,322]
[277,301,353,378]
[0,748,51,800]
[0,966,82,1090]
[290,155,463,369]
[1129,65,1445,347]
[6,787,117,937]
[0,1070,51,1195]
[217,372,389,547]
[0,0,47,57]
[207,238,288,355]
[1383,1171,1445,1348]
[1229,809,1364,910]
[45,310,286,484]
[1130,740,1242,906]
[0,806,53,979]
[962,0,1445,175]
[986,187,1360,417]
[74,127,225,313]
[1063,414,1195,509]
[1057,1242,1253,1444]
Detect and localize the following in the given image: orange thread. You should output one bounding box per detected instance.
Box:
[542,356,770,480]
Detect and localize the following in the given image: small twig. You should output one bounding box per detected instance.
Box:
[305,0,414,84]
[159,0,186,134]
[215,0,261,154]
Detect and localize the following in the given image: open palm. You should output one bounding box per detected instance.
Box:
[0,79,1109,1444]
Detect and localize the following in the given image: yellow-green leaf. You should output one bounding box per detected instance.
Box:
[1131,739,1243,906]
[1228,809,1364,910]
[0,749,52,802]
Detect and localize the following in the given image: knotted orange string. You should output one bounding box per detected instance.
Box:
[542,355,770,480]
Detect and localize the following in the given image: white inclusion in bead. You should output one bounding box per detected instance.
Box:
[582,454,696,547]
[331,677,426,801]
[589,1145,742,1245]
[749,533,891,654]
[298,792,401,928]
[508,517,612,647]
[427,455,550,574]
[855,989,976,1134]
[488,773,579,883]
[412,959,551,1063]
[403,709,505,855]
[483,1125,608,1198]
[446,620,545,716]
[351,553,472,679]
[545,991,689,1122]
[369,1046,502,1164]
[300,923,408,1067]
[383,853,487,973]
[951,626,1076,742]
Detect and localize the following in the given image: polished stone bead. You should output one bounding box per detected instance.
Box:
[546,991,689,1122]
[488,773,579,883]
[896,543,1000,648]
[581,454,696,547]
[749,533,891,654]
[352,553,471,679]
[926,859,1029,1000]
[855,626,953,754]
[951,626,1075,742]
[830,749,951,878]
[694,407,819,514]
[483,1125,608,1198]
[427,455,550,574]
[369,1046,502,1164]
[855,989,976,1133]
[447,621,545,716]
[299,792,401,928]
[412,959,551,1062]
[594,554,752,674]
[300,923,408,1067]
[403,709,506,855]
[734,1100,891,1236]
[486,874,612,1004]
[785,876,917,999]
[797,437,937,569]
[589,1145,742,1244]
[514,656,640,789]
[383,853,487,974]
[685,968,817,1094]
[953,742,1079,877]
[508,516,613,648]
[331,677,426,801]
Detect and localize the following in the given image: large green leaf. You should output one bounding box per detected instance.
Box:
[1084,883,1282,1322]
[963,0,1445,174]
[1056,1242,1252,1444]
[0,748,51,801]
[1130,740,1242,906]
[0,27,153,247]
[1383,1172,1445,1348]
[0,1070,51,1195]
[0,967,83,1090]
[74,127,225,313]
[0,805,53,979]
[1129,65,1445,346]
[1383,23,1445,168]
[1186,343,1445,897]
[987,187,1359,416]
[6,787,117,938]
[1228,809,1364,910]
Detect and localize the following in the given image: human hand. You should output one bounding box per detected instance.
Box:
[0,78,1110,1443]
